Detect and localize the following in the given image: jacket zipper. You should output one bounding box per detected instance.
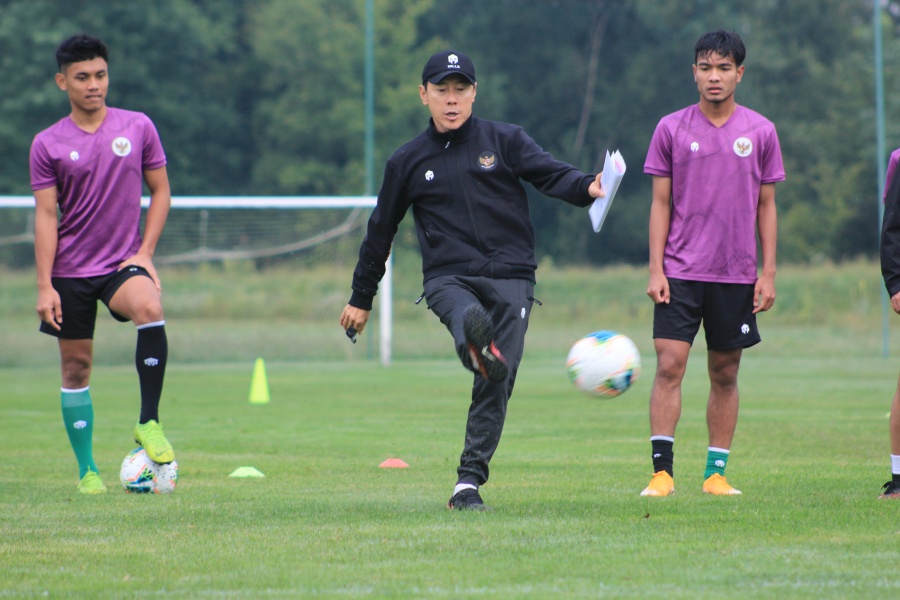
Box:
[447,138,487,271]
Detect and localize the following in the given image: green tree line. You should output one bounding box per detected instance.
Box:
[1,0,899,266]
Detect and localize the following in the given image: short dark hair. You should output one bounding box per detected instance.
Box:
[56,35,109,71]
[694,30,745,67]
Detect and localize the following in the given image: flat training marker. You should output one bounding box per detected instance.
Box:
[229,466,265,478]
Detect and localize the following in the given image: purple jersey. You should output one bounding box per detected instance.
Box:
[644,104,785,284]
[885,148,900,200]
[30,107,167,277]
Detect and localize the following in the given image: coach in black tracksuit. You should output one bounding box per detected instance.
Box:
[340,50,605,510]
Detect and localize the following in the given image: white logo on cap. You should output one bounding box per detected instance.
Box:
[448,54,459,65]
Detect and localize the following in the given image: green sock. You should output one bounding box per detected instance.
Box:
[62,388,99,478]
[704,447,730,479]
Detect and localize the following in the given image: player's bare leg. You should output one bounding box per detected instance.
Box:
[706,348,741,449]
[642,338,689,497]
[108,275,164,326]
[880,378,900,498]
[703,348,742,495]
[109,274,174,463]
[649,339,690,437]
[891,385,900,455]
[58,338,105,492]
[59,338,92,389]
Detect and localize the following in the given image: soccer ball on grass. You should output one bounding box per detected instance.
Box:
[120,447,178,494]
[566,330,641,398]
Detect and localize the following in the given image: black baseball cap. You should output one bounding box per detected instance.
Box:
[421,50,476,85]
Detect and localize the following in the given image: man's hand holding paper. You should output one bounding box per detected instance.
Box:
[589,150,626,232]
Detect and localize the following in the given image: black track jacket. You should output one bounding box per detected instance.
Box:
[349,116,596,311]
[883,167,900,298]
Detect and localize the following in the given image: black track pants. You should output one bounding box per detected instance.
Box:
[424,275,533,486]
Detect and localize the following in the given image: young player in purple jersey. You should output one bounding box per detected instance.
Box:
[30,35,175,494]
[640,30,784,498]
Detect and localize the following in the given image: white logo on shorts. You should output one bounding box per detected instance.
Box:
[73,420,87,429]
[741,324,750,334]
[520,307,526,319]
[425,170,435,181]
[144,357,159,367]
[70,151,80,161]
[112,137,132,157]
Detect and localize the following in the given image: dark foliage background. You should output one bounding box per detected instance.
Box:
[2,0,899,267]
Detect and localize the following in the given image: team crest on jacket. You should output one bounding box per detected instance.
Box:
[112,137,132,157]
[733,137,752,157]
[478,151,496,170]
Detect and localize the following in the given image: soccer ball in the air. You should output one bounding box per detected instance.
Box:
[120,447,178,494]
[566,330,641,398]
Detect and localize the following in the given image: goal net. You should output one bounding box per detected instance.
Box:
[0,195,396,366]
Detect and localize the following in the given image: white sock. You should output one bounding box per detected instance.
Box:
[891,454,900,474]
[454,483,477,496]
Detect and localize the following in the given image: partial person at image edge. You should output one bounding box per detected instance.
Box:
[878,146,900,499]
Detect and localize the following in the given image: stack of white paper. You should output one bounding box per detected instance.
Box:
[589,149,626,232]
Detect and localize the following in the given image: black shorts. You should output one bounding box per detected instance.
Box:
[39,266,152,340]
[653,278,761,351]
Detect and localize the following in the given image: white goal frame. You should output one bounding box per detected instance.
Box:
[0,195,393,366]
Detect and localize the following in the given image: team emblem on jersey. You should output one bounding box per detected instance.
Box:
[70,151,80,161]
[690,142,699,152]
[733,137,752,157]
[478,151,496,170]
[425,170,435,181]
[112,137,132,157]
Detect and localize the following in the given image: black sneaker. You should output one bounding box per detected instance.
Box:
[448,488,492,511]
[880,480,900,499]
[462,304,508,383]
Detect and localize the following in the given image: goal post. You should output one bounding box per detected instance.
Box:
[0,195,393,366]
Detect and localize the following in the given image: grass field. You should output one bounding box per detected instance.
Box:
[2,261,900,597]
